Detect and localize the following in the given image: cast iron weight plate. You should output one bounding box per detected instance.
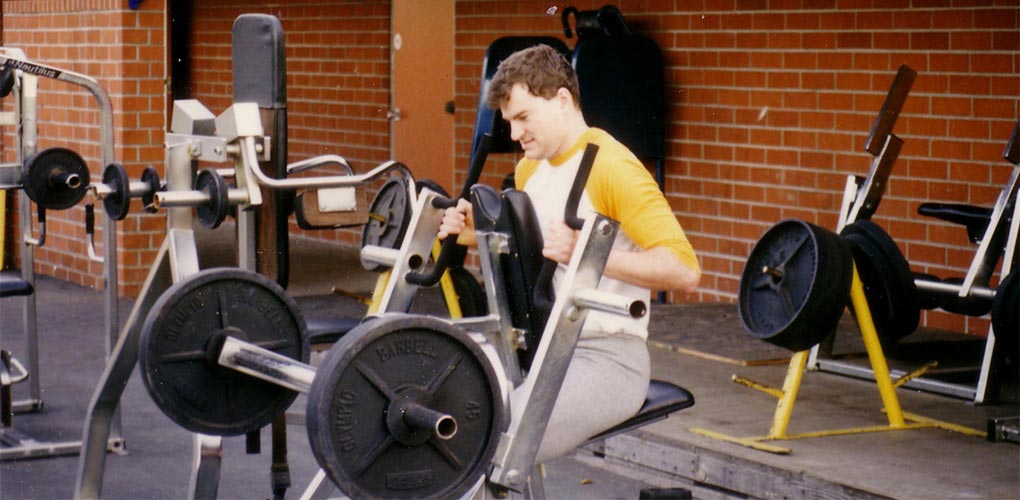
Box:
[840,220,920,343]
[361,177,411,271]
[992,268,1018,357]
[738,219,854,352]
[307,315,506,500]
[194,168,229,229]
[101,162,131,220]
[22,147,91,210]
[139,268,309,436]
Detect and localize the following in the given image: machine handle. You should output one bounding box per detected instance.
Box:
[405,134,493,286]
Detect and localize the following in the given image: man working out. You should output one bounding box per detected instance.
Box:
[438,44,700,463]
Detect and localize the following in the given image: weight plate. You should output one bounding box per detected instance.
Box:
[307,315,506,500]
[195,169,229,229]
[449,267,488,317]
[935,277,994,317]
[140,166,162,213]
[739,219,854,352]
[139,268,309,436]
[0,65,14,98]
[991,269,1017,356]
[361,177,411,271]
[101,163,131,220]
[840,220,920,343]
[22,147,91,210]
[912,273,940,310]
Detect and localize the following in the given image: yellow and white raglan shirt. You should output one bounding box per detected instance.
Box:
[515,128,700,340]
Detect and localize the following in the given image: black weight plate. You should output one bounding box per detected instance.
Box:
[912,273,940,310]
[449,267,488,317]
[140,166,162,213]
[991,269,1017,356]
[415,178,450,198]
[139,268,309,436]
[739,219,854,352]
[0,65,14,98]
[935,277,994,317]
[195,169,229,229]
[840,220,920,343]
[101,163,131,220]
[307,315,506,500]
[361,177,411,271]
[22,147,91,210]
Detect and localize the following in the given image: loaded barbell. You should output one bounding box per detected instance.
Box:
[151,168,249,229]
[93,163,165,220]
[138,268,506,499]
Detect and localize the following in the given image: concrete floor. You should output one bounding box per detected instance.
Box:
[2,228,1018,499]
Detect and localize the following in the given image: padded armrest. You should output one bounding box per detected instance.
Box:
[0,271,33,298]
[917,203,992,244]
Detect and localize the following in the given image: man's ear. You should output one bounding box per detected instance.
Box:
[556,87,574,108]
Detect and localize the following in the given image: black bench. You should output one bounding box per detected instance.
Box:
[0,271,33,298]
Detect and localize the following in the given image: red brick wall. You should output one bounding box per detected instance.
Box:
[2,0,167,296]
[4,1,1017,336]
[454,1,1019,335]
[187,1,392,247]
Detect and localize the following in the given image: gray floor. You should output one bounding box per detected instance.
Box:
[2,229,1019,499]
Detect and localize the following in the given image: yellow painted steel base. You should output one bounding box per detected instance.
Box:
[690,264,985,454]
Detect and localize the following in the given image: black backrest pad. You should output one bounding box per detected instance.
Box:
[471,37,572,163]
[572,34,665,160]
[470,185,551,370]
[232,14,286,106]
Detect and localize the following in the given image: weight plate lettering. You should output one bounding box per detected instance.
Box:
[738,219,853,352]
[139,268,308,436]
[307,315,506,499]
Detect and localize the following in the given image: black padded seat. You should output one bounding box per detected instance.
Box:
[471,184,551,370]
[0,271,33,298]
[305,316,363,347]
[917,202,993,244]
[586,380,695,443]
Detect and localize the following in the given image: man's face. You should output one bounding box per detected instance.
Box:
[500,83,572,160]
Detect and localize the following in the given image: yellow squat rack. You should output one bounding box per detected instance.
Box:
[689,264,986,454]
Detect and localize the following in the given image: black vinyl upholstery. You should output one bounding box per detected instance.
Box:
[0,271,33,298]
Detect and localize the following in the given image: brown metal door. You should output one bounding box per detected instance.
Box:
[391,0,455,193]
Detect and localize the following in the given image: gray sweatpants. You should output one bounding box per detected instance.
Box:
[512,332,651,464]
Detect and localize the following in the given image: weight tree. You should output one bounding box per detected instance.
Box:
[0,48,125,461]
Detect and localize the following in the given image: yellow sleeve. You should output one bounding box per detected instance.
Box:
[586,133,701,274]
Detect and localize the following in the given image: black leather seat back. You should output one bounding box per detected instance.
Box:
[471,185,552,370]
[572,33,666,161]
[471,37,572,166]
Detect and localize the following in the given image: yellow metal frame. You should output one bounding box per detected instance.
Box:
[690,264,985,454]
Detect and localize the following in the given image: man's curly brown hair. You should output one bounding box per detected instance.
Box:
[486,44,581,110]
